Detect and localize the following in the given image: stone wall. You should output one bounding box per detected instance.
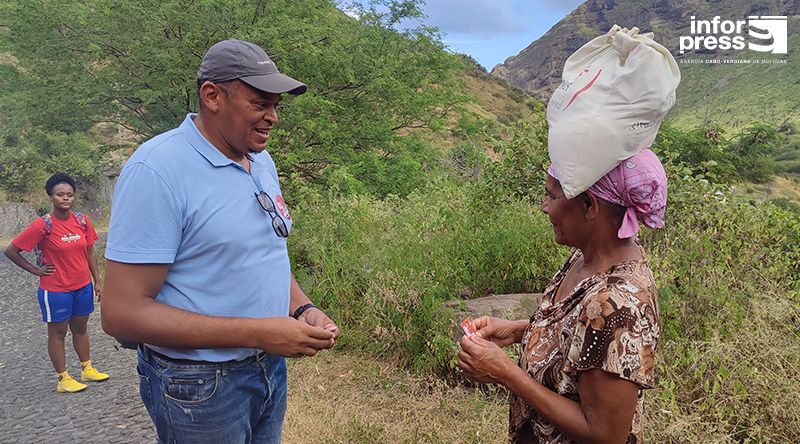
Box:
[0,203,36,239]
[444,293,540,340]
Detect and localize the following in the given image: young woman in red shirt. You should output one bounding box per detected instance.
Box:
[4,173,109,393]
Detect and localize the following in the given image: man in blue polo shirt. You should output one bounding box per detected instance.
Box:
[102,39,339,443]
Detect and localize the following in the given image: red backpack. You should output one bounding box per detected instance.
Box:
[34,212,88,266]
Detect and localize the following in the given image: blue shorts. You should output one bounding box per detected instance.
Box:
[37,283,94,323]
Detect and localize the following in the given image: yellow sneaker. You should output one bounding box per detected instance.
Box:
[80,361,110,382]
[57,373,87,393]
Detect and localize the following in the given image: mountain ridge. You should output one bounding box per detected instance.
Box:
[491,0,800,128]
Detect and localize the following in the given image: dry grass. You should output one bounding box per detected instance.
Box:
[735,175,800,204]
[461,74,530,124]
[645,296,800,443]
[284,350,508,444]
[285,297,800,444]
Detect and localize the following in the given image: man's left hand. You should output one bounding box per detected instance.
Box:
[94,284,103,302]
[457,335,514,385]
[300,308,340,340]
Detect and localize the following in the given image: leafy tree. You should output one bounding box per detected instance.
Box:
[4,0,466,197]
[653,124,738,184]
[0,137,46,199]
[0,128,106,200]
[482,118,549,204]
[654,122,783,185]
[727,124,781,183]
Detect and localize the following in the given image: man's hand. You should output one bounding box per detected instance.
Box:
[258,317,336,358]
[300,308,340,340]
[457,334,515,385]
[94,284,103,301]
[34,264,55,276]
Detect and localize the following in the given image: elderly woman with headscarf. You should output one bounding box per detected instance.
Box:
[457,26,680,443]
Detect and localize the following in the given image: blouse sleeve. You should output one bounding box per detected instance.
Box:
[563,278,660,389]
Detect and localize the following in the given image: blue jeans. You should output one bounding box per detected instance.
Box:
[137,346,287,444]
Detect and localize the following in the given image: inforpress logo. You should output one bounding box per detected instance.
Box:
[748,16,787,53]
[679,16,788,55]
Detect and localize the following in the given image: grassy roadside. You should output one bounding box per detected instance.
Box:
[284,350,508,444]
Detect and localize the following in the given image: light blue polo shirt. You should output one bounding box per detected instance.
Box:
[106,113,293,362]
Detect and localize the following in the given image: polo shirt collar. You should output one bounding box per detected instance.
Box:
[180,113,236,168]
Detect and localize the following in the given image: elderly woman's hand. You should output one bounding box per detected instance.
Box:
[472,316,527,347]
[458,334,516,385]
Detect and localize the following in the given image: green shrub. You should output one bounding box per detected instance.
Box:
[640,168,800,441]
[482,120,549,204]
[653,123,786,184]
[643,172,799,341]
[290,180,564,373]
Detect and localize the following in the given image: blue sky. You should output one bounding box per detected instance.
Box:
[414,0,586,69]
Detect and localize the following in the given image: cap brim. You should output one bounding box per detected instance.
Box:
[240,73,307,95]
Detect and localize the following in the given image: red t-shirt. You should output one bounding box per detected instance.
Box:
[13,212,98,292]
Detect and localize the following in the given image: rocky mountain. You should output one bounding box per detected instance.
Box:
[492,0,800,127]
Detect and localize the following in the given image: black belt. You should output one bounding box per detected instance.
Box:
[140,345,263,366]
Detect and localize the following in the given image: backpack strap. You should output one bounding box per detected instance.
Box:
[42,213,53,235]
[35,214,53,267]
[73,211,88,233]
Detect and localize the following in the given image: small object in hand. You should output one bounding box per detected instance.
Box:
[460,318,477,337]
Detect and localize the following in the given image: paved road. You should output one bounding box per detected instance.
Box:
[0,252,155,443]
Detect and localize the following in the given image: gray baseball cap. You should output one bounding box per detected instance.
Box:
[197,39,307,95]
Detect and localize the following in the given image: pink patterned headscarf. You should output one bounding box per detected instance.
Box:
[547,148,667,239]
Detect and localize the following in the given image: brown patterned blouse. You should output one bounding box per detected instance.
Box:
[509,247,660,444]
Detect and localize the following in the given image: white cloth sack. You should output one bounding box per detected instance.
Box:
[547,25,680,199]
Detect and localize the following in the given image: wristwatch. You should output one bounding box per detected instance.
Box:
[292,303,316,319]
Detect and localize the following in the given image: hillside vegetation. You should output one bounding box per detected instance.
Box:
[1,0,798,442]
